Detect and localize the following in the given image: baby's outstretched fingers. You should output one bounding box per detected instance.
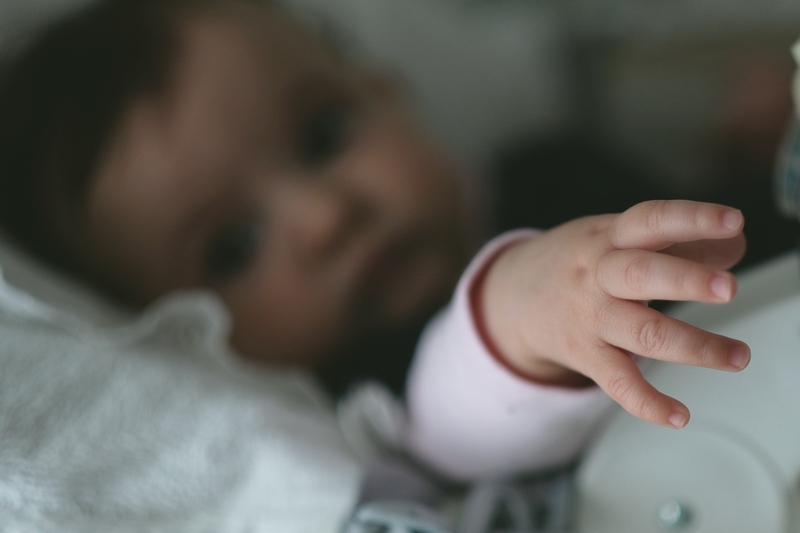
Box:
[609,200,744,251]
[599,299,751,372]
[596,249,738,303]
[589,347,691,429]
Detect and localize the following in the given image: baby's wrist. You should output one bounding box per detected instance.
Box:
[469,240,592,388]
[498,354,595,388]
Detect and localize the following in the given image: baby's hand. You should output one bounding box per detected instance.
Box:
[476,200,749,429]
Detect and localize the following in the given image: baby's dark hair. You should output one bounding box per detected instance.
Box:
[0,0,248,276]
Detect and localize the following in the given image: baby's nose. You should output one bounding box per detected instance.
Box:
[278,180,365,264]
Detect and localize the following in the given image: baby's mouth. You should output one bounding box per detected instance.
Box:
[357,233,411,295]
[354,232,456,321]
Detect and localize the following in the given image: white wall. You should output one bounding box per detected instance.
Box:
[284,0,577,171]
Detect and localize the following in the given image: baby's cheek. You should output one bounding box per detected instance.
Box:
[224,277,351,368]
[369,112,464,222]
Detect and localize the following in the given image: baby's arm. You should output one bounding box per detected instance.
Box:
[405,231,614,480]
[404,200,747,480]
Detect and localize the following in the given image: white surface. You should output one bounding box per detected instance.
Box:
[576,252,800,532]
[578,424,788,533]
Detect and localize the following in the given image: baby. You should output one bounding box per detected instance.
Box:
[0,0,750,529]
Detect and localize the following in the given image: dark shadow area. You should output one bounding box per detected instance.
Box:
[492,132,799,272]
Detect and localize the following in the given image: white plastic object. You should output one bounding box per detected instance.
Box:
[575,252,800,533]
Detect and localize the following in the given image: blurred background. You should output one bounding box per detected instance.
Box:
[3,0,799,268]
[286,0,800,270]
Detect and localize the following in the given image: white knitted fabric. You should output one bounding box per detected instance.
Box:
[0,237,361,532]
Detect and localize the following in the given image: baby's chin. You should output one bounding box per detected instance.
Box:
[369,243,460,324]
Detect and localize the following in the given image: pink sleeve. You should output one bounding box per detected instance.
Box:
[404,231,614,481]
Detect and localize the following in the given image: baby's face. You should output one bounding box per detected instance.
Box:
[75,3,477,367]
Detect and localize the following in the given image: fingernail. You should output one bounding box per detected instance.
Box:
[722,209,743,230]
[728,344,750,370]
[668,412,689,429]
[710,274,732,301]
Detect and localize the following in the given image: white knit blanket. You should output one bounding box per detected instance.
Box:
[0,239,361,532]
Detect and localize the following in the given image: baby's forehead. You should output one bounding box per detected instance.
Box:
[174,1,337,61]
[158,1,349,109]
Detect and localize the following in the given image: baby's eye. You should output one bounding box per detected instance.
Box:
[298,102,353,166]
[204,221,261,282]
